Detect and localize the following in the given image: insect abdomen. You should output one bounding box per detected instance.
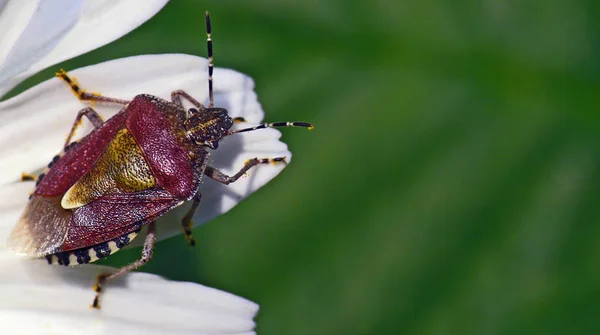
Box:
[46,229,140,266]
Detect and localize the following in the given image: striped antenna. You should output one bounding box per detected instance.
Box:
[205,11,214,108]
[228,122,314,135]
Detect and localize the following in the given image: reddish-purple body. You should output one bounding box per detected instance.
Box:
[34,94,204,252]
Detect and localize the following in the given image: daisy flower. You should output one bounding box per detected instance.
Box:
[0,1,299,333]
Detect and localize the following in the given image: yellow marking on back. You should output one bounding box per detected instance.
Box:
[61,129,156,209]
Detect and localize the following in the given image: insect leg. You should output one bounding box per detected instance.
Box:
[170,90,204,108]
[204,157,287,185]
[63,107,104,148]
[92,221,156,309]
[56,69,130,106]
[181,192,201,246]
[20,172,37,182]
[21,107,104,183]
[170,91,247,122]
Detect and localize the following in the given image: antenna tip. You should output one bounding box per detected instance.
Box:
[205,11,210,17]
[308,125,315,130]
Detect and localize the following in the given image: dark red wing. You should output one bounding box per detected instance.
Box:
[35,111,127,197]
[8,188,182,256]
[61,188,182,251]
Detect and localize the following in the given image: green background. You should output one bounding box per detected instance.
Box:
[10,0,600,333]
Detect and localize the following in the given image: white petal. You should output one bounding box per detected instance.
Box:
[0,54,291,245]
[0,154,258,335]
[0,0,169,97]
[0,0,84,93]
[0,251,257,334]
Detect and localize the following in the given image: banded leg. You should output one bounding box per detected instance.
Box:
[92,221,157,309]
[64,107,104,148]
[204,157,287,185]
[56,69,130,106]
[181,192,202,246]
[20,173,37,182]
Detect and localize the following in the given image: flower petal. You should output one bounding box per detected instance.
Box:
[0,0,170,97]
[0,54,291,244]
[0,183,257,334]
[0,252,257,334]
[0,0,84,94]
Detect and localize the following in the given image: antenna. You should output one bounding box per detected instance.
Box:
[205,11,214,108]
[228,122,314,135]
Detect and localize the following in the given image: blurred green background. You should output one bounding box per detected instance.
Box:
[10,0,600,333]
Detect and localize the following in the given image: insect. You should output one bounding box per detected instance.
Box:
[7,12,313,308]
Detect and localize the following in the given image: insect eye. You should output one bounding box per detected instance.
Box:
[189,108,198,114]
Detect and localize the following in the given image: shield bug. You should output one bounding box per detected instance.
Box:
[7,12,313,308]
